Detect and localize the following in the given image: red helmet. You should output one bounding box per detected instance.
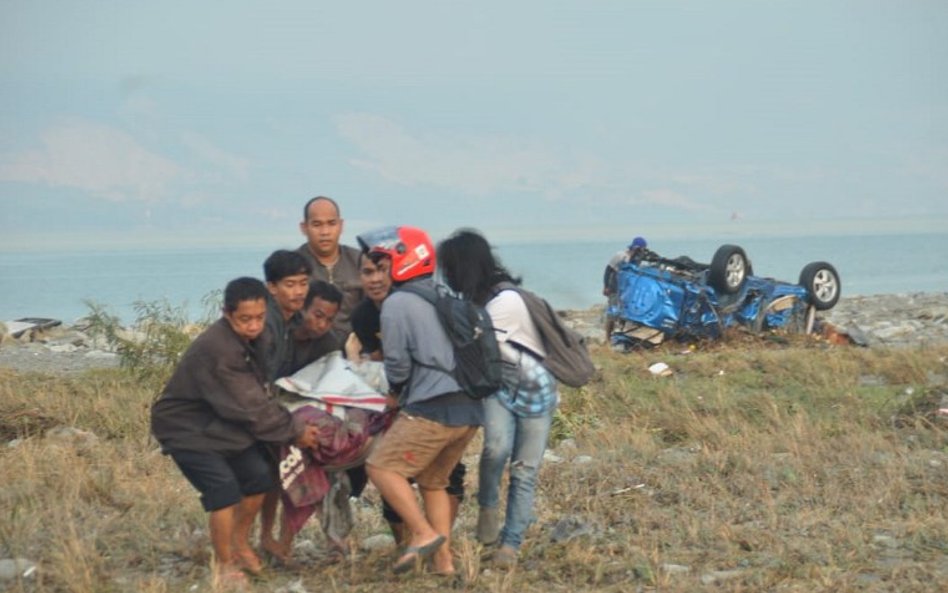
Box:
[356,226,435,283]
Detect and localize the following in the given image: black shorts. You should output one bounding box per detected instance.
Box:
[169,443,275,512]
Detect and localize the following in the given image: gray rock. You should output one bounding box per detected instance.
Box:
[45,426,99,447]
[872,534,899,548]
[700,569,744,585]
[275,578,313,593]
[543,450,564,464]
[660,563,691,575]
[549,516,599,543]
[0,558,37,581]
[360,534,395,551]
[48,343,78,353]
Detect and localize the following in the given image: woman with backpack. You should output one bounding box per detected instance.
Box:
[437,229,560,568]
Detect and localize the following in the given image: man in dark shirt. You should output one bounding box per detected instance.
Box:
[296,196,362,338]
[346,250,392,361]
[259,279,343,564]
[263,250,312,383]
[151,278,319,585]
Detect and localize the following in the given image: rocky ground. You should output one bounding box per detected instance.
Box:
[1,292,946,376]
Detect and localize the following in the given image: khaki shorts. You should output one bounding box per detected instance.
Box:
[367,412,478,490]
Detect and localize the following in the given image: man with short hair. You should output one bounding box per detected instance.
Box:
[297,196,362,337]
[290,280,344,372]
[360,226,483,576]
[260,279,343,563]
[263,250,313,383]
[151,277,319,586]
[345,247,468,547]
[346,250,393,361]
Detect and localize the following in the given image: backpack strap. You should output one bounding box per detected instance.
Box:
[393,283,453,378]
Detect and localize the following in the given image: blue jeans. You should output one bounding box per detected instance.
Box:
[477,395,554,550]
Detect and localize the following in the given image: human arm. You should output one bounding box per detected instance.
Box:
[194,346,304,445]
[380,295,413,393]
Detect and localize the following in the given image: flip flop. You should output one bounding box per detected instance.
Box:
[392,534,446,574]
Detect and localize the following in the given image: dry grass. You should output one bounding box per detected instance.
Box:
[1,337,947,592]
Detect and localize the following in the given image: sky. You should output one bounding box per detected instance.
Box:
[1,0,946,251]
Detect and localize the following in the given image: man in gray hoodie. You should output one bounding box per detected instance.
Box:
[359,226,483,576]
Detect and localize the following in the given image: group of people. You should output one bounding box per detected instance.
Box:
[150,196,562,586]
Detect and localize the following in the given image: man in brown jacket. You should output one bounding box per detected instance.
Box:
[151,277,318,585]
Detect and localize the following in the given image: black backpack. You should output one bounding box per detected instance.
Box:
[493,282,595,388]
[398,283,503,399]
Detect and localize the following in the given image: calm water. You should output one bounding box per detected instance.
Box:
[1,232,946,324]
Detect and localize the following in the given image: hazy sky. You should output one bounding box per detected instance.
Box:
[1,0,946,250]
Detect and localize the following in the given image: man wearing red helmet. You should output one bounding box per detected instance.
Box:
[359,226,483,576]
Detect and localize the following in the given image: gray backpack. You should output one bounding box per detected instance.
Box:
[493,282,595,388]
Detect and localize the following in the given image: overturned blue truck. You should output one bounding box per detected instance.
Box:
[609,244,841,350]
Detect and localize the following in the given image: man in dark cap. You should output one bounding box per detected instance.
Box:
[602,237,647,341]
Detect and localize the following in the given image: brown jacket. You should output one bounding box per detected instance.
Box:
[151,318,304,454]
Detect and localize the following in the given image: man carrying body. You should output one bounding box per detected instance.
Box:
[346,246,468,547]
[602,236,647,341]
[297,196,362,338]
[346,250,393,362]
[260,278,344,563]
[151,277,318,586]
[262,250,313,383]
[360,226,482,576]
[259,250,342,563]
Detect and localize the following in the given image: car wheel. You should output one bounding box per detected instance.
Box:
[709,244,749,294]
[799,262,840,310]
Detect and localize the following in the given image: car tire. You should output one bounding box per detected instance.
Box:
[709,244,749,294]
[799,262,841,310]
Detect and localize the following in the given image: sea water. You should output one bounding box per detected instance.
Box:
[1,232,946,325]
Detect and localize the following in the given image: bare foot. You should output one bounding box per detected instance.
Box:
[430,548,456,576]
[212,563,249,592]
[260,538,292,565]
[232,547,264,576]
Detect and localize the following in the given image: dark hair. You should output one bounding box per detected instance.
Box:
[302,195,340,221]
[303,279,343,310]
[223,277,268,312]
[263,250,313,283]
[437,229,520,305]
[360,250,391,266]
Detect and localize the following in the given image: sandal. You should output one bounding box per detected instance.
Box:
[392,534,446,574]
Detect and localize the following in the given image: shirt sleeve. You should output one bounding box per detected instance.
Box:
[194,346,303,445]
[380,294,413,387]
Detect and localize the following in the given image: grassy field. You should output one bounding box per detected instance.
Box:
[1,332,946,592]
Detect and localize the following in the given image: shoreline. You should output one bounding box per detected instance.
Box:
[1,292,946,376]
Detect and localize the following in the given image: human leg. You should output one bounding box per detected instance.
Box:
[170,449,253,578]
[365,414,448,554]
[477,396,515,544]
[497,407,554,551]
[368,464,444,571]
[420,486,454,574]
[232,493,265,574]
[226,444,277,573]
[415,425,477,574]
[259,490,293,562]
[445,462,466,528]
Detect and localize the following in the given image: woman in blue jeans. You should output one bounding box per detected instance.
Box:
[438,229,559,567]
